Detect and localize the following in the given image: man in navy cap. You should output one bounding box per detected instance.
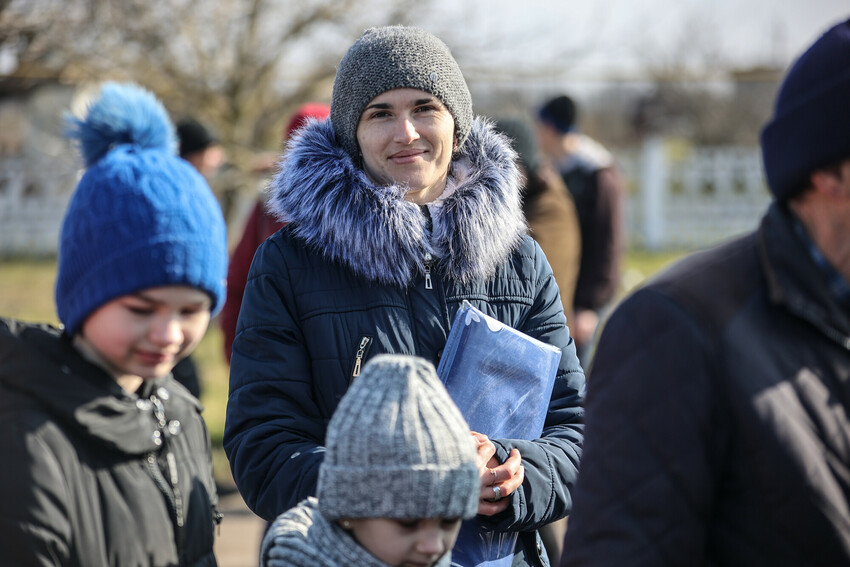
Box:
[560,18,850,566]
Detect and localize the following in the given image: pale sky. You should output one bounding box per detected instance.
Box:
[430,0,849,79]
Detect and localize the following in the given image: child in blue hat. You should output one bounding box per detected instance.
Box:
[0,82,227,565]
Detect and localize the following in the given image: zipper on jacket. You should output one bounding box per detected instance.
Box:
[424,252,433,290]
[351,336,372,380]
[146,395,186,550]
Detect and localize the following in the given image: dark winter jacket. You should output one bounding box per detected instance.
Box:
[560,203,850,566]
[224,118,586,566]
[0,319,220,566]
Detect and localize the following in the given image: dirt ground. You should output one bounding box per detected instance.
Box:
[214,489,268,567]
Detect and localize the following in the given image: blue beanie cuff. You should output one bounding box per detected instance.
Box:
[58,235,226,335]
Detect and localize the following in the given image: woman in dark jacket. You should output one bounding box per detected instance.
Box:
[224,26,585,567]
[0,83,227,565]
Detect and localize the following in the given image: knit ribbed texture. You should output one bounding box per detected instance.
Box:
[761,18,850,201]
[317,355,478,520]
[57,82,227,334]
[330,26,472,162]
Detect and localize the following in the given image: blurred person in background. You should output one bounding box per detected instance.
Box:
[261,355,479,567]
[536,94,624,371]
[224,25,585,567]
[177,117,226,179]
[492,116,581,566]
[560,18,850,566]
[171,116,226,398]
[220,102,330,364]
[493,117,581,325]
[0,83,227,565]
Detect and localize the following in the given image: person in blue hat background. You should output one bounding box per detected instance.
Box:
[0,82,228,565]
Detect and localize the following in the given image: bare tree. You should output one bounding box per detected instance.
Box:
[1,0,432,222]
[1,0,428,152]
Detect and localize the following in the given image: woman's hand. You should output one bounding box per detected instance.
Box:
[470,432,525,516]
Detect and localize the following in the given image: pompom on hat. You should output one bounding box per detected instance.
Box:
[330,25,473,163]
[57,82,227,335]
[761,18,850,201]
[317,355,479,520]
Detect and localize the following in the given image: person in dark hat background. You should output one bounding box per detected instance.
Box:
[170,117,226,399]
[536,94,624,371]
[177,117,225,179]
[559,17,850,566]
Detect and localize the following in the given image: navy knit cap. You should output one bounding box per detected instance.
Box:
[537,95,577,135]
[176,118,217,158]
[330,25,473,162]
[318,355,479,520]
[57,82,228,335]
[761,18,850,201]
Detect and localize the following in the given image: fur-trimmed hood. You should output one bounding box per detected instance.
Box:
[267,117,526,287]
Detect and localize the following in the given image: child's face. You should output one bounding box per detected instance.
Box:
[346,517,462,567]
[75,286,211,383]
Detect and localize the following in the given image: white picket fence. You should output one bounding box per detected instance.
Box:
[0,156,76,256]
[618,137,771,250]
[0,137,772,256]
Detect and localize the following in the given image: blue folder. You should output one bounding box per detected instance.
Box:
[437,300,561,567]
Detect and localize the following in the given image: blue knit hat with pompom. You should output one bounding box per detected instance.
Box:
[56,82,227,334]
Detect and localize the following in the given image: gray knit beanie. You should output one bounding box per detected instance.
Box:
[330,25,473,162]
[317,355,479,520]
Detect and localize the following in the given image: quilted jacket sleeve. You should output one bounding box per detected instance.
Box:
[480,242,587,533]
[560,287,719,566]
[0,419,72,566]
[223,237,325,522]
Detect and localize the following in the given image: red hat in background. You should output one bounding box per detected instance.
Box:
[284,102,330,141]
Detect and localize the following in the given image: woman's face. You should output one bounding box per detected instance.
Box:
[356,88,456,205]
[74,286,211,388]
[345,517,463,567]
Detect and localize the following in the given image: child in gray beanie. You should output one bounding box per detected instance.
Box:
[260,355,479,567]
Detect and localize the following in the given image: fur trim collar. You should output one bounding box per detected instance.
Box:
[268,117,526,287]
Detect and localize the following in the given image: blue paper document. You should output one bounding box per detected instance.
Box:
[437,300,562,567]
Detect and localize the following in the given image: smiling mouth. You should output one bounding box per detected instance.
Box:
[390,149,425,163]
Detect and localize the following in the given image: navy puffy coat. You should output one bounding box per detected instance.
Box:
[224,118,585,564]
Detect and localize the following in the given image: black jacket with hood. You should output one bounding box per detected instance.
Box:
[0,319,221,566]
